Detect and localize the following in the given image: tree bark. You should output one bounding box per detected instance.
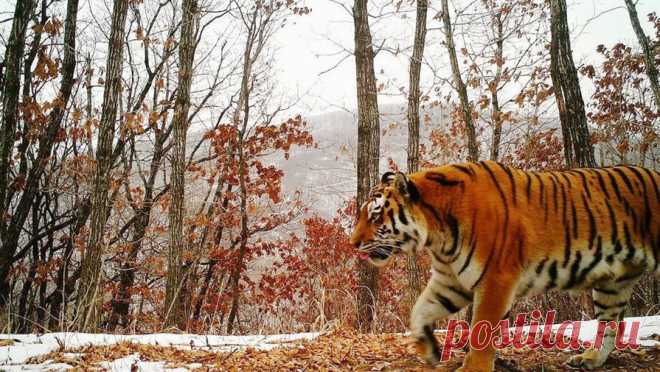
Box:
[489,11,504,161]
[405,0,427,309]
[76,0,129,331]
[0,0,35,306]
[164,0,198,330]
[226,144,248,334]
[108,129,169,329]
[224,2,275,334]
[17,193,43,332]
[440,0,479,162]
[0,0,35,220]
[623,0,660,109]
[193,180,232,322]
[549,0,595,168]
[226,12,256,335]
[47,199,89,330]
[353,0,380,332]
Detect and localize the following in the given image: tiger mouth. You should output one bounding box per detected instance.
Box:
[358,246,400,261]
[368,250,390,260]
[358,251,388,261]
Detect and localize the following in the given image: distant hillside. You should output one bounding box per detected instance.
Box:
[276,103,447,216]
[146,103,447,219]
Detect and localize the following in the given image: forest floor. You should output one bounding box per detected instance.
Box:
[1,316,659,371]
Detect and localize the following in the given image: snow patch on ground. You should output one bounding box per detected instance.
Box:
[0,331,318,364]
[1,316,658,371]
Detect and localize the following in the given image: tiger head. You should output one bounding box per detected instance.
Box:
[350,171,428,267]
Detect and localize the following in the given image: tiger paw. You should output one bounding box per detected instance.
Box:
[567,349,607,369]
[456,365,493,372]
[457,351,496,372]
[413,338,440,366]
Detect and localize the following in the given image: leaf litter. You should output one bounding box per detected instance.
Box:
[21,327,659,371]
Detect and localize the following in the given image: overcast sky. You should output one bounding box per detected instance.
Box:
[273,0,659,115]
[0,0,657,118]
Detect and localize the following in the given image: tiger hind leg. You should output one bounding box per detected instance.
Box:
[410,269,472,365]
[567,285,633,369]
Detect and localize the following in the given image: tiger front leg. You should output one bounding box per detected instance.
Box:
[458,273,517,372]
[410,269,472,365]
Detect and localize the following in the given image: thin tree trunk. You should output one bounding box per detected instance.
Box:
[549,0,595,168]
[47,197,90,330]
[405,0,427,309]
[226,27,255,335]
[35,263,48,330]
[34,229,51,332]
[107,212,150,329]
[0,0,35,306]
[353,0,380,332]
[624,0,660,108]
[193,182,232,322]
[85,53,95,156]
[12,0,46,205]
[226,148,248,334]
[490,11,504,161]
[108,131,168,330]
[165,0,198,330]
[17,193,43,332]
[440,0,479,162]
[76,0,129,331]
[0,0,35,217]
[224,3,272,334]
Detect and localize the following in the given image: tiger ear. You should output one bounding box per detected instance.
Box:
[393,172,420,202]
[381,171,396,184]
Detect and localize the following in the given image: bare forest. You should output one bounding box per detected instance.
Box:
[0,0,658,369]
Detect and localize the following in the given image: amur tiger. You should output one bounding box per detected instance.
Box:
[350,160,659,371]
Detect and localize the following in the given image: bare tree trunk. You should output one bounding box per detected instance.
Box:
[353,0,380,332]
[624,0,660,108]
[165,0,198,330]
[0,0,35,306]
[48,200,89,330]
[226,146,248,334]
[548,0,596,317]
[440,0,479,162]
[405,0,427,309]
[193,181,232,322]
[0,0,34,218]
[225,2,274,334]
[489,11,504,161]
[76,0,129,331]
[226,18,255,335]
[108,132,168,330]
[17,194,42,332]
[549,0,595,168]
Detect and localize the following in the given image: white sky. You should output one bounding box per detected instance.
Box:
[0,0,657,117]
[273,0,659,115]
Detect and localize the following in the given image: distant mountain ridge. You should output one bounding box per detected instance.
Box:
[277,103,446,216]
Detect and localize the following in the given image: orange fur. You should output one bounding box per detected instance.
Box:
[351,161,659,371]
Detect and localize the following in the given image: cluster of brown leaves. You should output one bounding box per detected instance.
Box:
[24,329,660,371]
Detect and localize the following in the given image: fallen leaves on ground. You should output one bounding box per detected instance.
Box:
[24,328,660,371]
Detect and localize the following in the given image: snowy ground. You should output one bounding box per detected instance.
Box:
[0,331,318,371]
[1,316,658,371]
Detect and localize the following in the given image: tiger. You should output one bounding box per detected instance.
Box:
[350,160,659,371]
